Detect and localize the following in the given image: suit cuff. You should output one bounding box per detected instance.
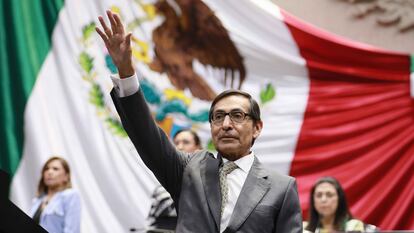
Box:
[111,73,140,97]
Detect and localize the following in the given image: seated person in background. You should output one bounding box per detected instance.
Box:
[147,129,202,232]
[30,156,81,233]
[172,129,202,154]
[303,176,364,233]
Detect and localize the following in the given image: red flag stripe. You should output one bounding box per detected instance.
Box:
[281,9,413,230]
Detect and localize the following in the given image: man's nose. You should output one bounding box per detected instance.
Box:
[222,115,233,128]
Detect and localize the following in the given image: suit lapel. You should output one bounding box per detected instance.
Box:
[200,154,222,231]
[225,157,270,232]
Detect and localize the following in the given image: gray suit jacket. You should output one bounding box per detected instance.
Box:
[111,90,302,233]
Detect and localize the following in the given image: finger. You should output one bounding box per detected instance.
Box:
[98,15,112,37]
[106,10,120,34]
[95,27,109,44]
[125,33,132,46]
[113,12,125,34]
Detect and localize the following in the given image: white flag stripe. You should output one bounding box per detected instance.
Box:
[202,0,309,173]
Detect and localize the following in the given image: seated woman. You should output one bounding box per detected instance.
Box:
[303,176,364,233]
[30,156,81,233]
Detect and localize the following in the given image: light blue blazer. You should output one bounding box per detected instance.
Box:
[30,189,81,233]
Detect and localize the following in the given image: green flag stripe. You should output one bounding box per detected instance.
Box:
[411,54,414,72]
[0,0,64,176]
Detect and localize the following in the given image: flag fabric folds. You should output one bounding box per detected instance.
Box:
[1,0,412,231]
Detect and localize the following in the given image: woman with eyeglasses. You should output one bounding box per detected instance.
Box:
[303,176,364,233]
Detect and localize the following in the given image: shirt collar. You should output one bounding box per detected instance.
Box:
[214,151,255,174]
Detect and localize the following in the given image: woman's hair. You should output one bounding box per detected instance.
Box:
[173,129,202,149]
[306,176,352,232]
[37,156,72,196]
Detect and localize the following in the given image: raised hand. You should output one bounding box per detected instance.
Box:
[96,10,134,78]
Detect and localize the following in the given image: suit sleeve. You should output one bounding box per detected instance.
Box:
[110,89,186,201]
[275,179,302,233]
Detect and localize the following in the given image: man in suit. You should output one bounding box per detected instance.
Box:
[96,10,302,233]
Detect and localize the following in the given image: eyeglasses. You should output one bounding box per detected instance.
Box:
[211,110,251,125]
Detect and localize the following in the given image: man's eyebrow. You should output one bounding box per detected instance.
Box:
[213,108,244,112]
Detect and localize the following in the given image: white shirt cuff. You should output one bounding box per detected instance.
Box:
[110,73,140,97]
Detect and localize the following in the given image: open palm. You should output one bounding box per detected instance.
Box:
[96,10,134,78]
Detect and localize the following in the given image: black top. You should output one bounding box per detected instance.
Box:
[32,204,43,224]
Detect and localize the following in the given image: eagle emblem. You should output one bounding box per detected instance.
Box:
[149,0,246,100]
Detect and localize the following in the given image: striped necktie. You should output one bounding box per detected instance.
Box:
[219,161,238,215]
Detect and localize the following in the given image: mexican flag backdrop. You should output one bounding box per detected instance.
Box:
[1,0,413,232]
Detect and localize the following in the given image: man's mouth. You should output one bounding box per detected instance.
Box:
[220,136,237,140]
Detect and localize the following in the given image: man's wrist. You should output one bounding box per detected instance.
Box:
[118,64,135,79]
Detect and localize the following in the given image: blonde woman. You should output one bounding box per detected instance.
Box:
[30,157,81,233]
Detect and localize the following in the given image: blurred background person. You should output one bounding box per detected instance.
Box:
[172,129,202,154]
[30,156,81,233]
[147,129,202,232]
[304,176,364,233]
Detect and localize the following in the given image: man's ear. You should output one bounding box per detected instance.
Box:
[253,120,263,139]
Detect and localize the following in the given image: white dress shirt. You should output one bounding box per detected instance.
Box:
[111,73,255,232]
[216,153,254,232]
[110,73,140,97]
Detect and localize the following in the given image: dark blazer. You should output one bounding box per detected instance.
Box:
[111,90,302,233]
